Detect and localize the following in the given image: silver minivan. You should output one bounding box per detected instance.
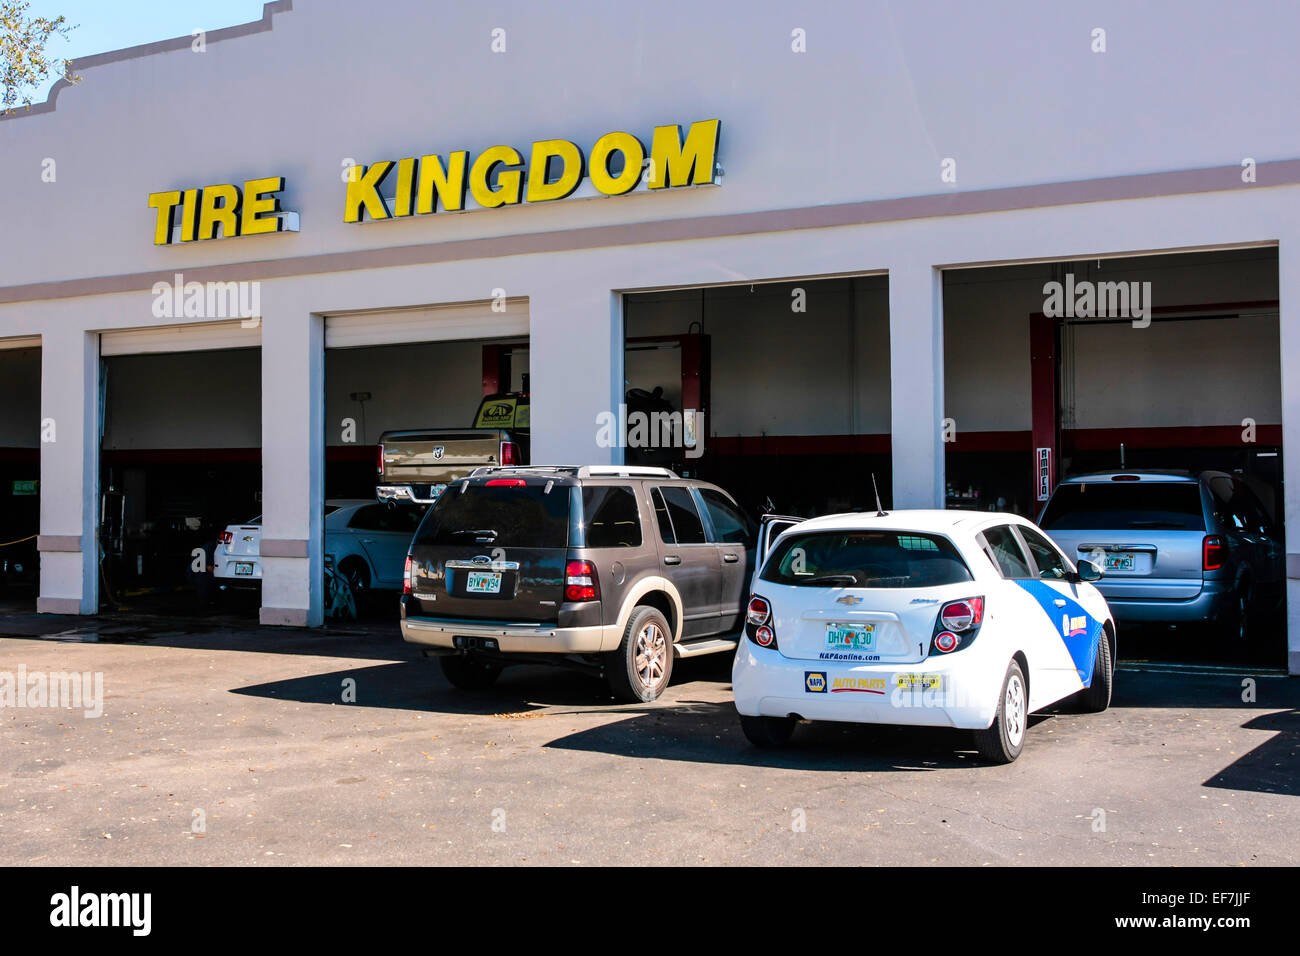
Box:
[1038,470,1284,640]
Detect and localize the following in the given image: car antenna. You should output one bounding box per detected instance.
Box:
[872,473,888,517]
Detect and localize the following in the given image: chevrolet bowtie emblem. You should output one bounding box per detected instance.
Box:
[835,595,862,605]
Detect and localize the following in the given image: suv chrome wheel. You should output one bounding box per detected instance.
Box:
[634,621,668,691]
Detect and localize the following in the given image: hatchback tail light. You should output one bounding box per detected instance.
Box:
[745,594,777,649]
[403,555,413,595]
[500,441,517,466]
[930,596,985,655]
[1203,535,1224,571]
[565,559,599,602]
[218,531,233,546]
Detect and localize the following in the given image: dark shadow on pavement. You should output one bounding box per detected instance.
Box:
[1203,709,1300,797]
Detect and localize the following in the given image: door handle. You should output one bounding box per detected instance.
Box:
[722,553,739,563]
[1053,599,1067,607]
[663,555,681,566]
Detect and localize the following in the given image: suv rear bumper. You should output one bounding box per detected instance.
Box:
[1099,579,1230,625]
[401,615,609,653]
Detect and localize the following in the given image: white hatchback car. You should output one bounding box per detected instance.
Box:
[213,499,426,594]
[733,510,1116,763]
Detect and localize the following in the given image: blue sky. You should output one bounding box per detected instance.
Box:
[24,0,268,101]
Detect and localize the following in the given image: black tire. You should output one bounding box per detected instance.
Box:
[341,560,370,599]
[972,660,1027,764]
[1227,585,1251,642]
[739,714,797,749]
[605,606,674,702]
[439,654,503,691]
[1078,628,1114,713]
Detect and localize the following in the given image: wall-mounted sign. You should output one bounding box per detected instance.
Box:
[147,176,300,245]
[11,479,37,496]
[1036,447,1053,501]
[343,119,722,223]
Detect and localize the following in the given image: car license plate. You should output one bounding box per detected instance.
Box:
[827,622,874,650]
[1104,553,1135,571]
[465,570,502,594]
[235,562,254,576]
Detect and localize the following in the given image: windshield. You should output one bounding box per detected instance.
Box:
[761,530,973,588]
[1040,482,1206,531]
[413,482,570,549]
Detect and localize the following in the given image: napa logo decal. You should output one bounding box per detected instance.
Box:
[804,671,828,693]
[1063,614,1088,640]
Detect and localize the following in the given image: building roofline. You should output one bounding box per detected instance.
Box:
[0,0,293,123]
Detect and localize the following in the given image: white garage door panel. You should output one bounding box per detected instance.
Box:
[100,321,261,356]
[324,299,528,348]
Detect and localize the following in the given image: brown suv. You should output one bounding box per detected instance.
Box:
[400,465,755,701]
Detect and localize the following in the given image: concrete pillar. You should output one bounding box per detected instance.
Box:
[37,328,99,614]
[259,304,324,627]
[528,288,622,466]
[888,261,945,509]
[1278,239,1300,675]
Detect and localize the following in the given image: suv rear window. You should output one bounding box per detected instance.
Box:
[413,483,570,549]
[761,530,973,588]
[1040,482,1206,531]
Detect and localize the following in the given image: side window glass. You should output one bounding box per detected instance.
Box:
[699,488,751,545]
[979,525,1033,578]
[650,488,676,545]
[581,486,643,548]
[657,486,706,544]
[1019,526,1070,580]
[348,505,385,531]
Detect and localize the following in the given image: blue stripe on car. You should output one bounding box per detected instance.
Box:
[1012,579,1102,684]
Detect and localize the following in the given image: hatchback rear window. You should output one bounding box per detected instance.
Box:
[761,530,973,588]
[1040,482,1206,531]
[413,483,570,549]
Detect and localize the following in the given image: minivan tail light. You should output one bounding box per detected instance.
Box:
[565,559,599,602]
[940,596,984,632]
[500,441,517,466]
[403,555,413,595]
[1203,535,1224,571]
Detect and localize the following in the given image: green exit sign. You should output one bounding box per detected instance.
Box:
[12,480,37,496]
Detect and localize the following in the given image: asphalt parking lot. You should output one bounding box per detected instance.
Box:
[0,603,1296,866]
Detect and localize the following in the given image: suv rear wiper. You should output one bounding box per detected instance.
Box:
[803,574,859,586]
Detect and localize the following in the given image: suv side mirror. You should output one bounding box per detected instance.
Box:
[1075,559,1104,582]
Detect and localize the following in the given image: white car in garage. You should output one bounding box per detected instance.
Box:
[733,510,1116,763]
[213,499,426,594]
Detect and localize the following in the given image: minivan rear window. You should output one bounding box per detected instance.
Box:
[1040,482,1206,531]
[761,530,973,589]
[413,483,570,549]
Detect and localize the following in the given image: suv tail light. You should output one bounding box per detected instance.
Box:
[565,559,599,602]
[403,555,413,595]
[218,531,233,546]
[377,444,385,477]
[1203,535,1224,571]
[500,441,517,466]
[930,596,985,655]
[745,594,777,649]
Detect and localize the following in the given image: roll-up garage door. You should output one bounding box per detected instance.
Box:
[0,336,40,350]
[324,298,528,348]
[100,320,261,356]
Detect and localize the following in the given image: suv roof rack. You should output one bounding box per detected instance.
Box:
[464,465,680,480]
[577,465,679,479]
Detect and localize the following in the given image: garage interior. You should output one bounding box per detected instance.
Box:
[0,343,41,610]
[99,331,262,615]
[623,275,891,518]
[322,300,530,616]
[942,246,1284,663]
